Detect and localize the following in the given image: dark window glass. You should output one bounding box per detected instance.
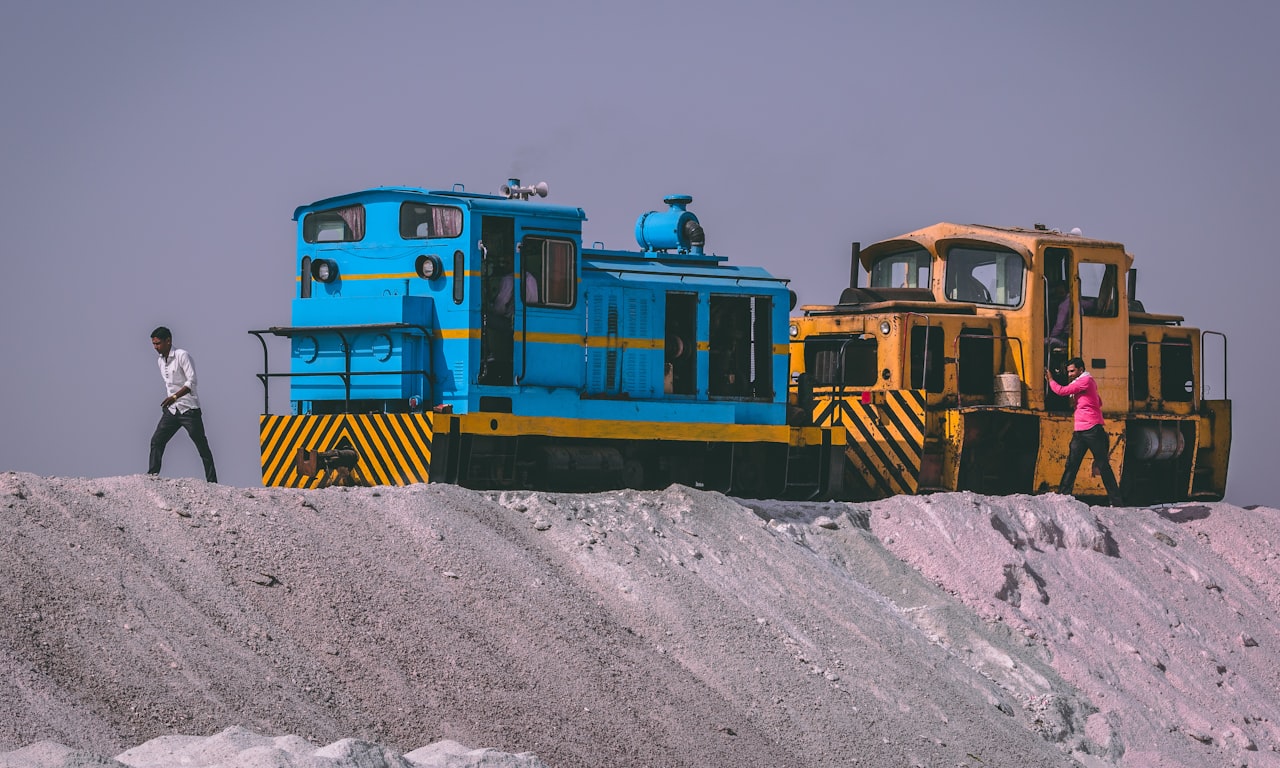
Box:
[1160,339,1194,402]
[452,250,465,305]
[911,326,945,392]
[956,331,993,396]
[805,337,878,387]
[400,203,463,239]
[303,205,364,243]
[1130,338,1150,401]
[300,256,312,298]
[710,295,772,399]
[521,236,576,308]
[664,293,697,395]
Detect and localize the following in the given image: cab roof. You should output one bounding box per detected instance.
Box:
[293,186,587,223]
[859,222,1129,272]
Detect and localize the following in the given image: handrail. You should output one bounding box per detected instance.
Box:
[248,323,433,416]
[518,283,529,385]
[1201,330,1228,400]
[904,312,931,391]
[1042,275,1051,373]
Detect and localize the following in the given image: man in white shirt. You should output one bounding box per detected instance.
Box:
[492,270,539,319]
[148,326,218,482]
[483,271,539,385]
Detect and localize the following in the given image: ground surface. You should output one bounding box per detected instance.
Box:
[1,472,1277,767]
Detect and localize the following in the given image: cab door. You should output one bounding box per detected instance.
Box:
[1076,257,1130,409]
[515,234,583,389]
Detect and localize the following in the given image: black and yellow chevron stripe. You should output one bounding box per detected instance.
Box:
[259,413,434,488]
[810,390,925,497]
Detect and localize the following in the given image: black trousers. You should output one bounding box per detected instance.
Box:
[149,408,218,483]
[1058,424,1121,505]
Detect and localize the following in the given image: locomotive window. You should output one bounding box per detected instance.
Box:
[303,205,364,243]
[1079,262,1119,317]
[710,295,773,399]
[911,326,945,392]
[665,293,697,395]
[955,331,993,396]
[520,236,576,308]
[452,250,465,305]
[1160,337,1194,402]
[300,256,312,299]
[945,246,1023,307]
[1130,337,1150,401]
[804,337,878,387]
[869,247,931,289]
[400,203,463,239]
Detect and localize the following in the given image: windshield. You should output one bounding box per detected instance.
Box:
[944,246,1024,307]
[303,205,364,243]
[869,247,931,289]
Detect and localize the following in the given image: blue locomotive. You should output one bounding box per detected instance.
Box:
[250,180,844,496]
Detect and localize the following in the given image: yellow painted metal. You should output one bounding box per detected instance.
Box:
[831,390,926,497]
[789,425,837,448]
[1195,400,1232,498]
[452,412,789,444]
[259,413,434,488]
[940,409,964,491]
[436,328,481,340]
[1033,416,1126,497]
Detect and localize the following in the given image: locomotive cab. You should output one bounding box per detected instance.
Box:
[790,222,1231,503]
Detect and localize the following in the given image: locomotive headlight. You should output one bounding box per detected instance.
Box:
[416,254,443,280]
[879,320,892,335]
[311,258,338,283]
[789,323,799,338]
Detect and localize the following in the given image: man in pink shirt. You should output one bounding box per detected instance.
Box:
[1045,357,1122,506]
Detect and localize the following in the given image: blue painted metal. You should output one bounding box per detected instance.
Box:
[290,296,432,406]
[633,194,721,261]
[279,184,791,434]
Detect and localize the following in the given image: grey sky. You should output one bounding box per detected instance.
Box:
[2,1,1275,504]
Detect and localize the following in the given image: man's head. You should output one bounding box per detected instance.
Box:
[1065,356,1086,380]
[151,326,172,356]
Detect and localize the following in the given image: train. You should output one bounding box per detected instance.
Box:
[249,181,1230,504]
[791,223,1231,505]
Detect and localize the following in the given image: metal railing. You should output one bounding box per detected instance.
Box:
[1201,330,1228,400]
[248,323,433,415]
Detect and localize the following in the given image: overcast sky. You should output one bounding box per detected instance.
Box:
[1,1,1275,504]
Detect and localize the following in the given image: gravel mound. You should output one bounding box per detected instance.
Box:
[2,471,1277,767]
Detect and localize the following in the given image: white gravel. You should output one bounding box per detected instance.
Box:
[1,471,1276,767]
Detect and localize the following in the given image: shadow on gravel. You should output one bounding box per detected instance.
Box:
[1155,505,1211,524]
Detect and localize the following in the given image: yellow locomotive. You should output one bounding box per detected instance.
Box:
[790,223,1231,504]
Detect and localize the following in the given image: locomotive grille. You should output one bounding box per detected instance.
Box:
[259,413,434,487]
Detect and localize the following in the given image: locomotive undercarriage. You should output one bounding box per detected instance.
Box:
[268,408,842,499]
[434,432,835,500]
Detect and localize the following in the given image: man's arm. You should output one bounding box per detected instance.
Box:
[493,275,513,313]
[163,386,190,408]
[166,350,197,404]
[1048,373,1091,397]
[1049,301,1071,340]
